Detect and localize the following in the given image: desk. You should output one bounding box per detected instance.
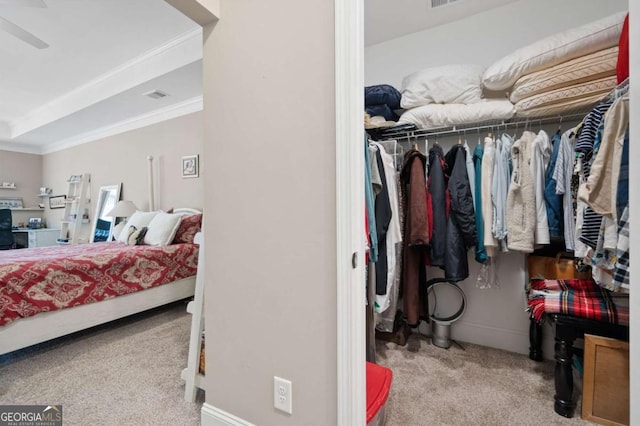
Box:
[12,228,60,248]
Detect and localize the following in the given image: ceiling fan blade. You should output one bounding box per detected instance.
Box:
[0,0,46,7]
[0,16,48,48]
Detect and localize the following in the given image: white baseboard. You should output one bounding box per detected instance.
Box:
[450,320,555,360]
[201,403,255,426]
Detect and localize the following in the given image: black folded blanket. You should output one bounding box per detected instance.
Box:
[365,84,402,121]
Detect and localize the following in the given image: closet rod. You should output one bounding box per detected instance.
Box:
[379,112,588,142]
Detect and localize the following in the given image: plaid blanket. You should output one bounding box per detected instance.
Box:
[527,279,629,326]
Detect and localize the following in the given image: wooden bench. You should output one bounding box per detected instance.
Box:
[529,314,629,418]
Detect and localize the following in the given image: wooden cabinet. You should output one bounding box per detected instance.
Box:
[13,228,60,248]
[582,334,630,426]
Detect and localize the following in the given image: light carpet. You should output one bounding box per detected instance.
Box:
[0,301,202,426]
[376,333,595,426]
[1,302,595,426]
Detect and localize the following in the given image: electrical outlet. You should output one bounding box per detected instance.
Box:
[273,376,292,414]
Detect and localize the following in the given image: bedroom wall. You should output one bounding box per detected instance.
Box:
[365,0,628,88]
[0,150,43,227]
[42,111,203,233]
[364,0,629,358]
[201,0,337,424]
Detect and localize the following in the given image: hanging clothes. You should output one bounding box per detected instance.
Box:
[373,150,392,296]
[552,129,578,252]
[400,149,429,326]
[370,142,403,313]
[578,96,629,220]
[506,131,536,253]
[530,130,551,245]
[614,205,629,292]
[473,142,487,263]
[444,144,477,281]
[427,144,448,267]
[574,103,612,249]
[544,132,564,239]
[364,136,378,263]
[491,133,513,251]
[463,141,476,207]
[481,136,498,256]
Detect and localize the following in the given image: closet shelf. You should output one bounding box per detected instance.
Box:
[378,111,589,142]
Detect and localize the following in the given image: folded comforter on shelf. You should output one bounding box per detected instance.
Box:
[397,100,515,130]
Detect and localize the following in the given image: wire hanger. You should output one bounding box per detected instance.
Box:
[555,116,563,136]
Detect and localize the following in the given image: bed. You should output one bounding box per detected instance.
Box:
[0,208,202,355]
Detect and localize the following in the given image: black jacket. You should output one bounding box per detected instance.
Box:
[444,145,477,282]
[427,144,447,267]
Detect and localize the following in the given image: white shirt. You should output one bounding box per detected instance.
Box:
[530,130,551,245]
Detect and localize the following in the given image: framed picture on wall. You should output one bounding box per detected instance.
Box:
[182,155,199,178]
[49,195,67,209]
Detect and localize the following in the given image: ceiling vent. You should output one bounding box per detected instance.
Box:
[144,90,169,100]
[431,0,459,8]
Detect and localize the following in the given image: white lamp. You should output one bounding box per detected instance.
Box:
[107,201,138,240]
[106,200,138,219]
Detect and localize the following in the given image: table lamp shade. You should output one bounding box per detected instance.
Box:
[107,200,138,218]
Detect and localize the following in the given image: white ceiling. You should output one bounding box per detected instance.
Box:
[0,0,202,154]
[365,0,520,46]
[0,0,523,153]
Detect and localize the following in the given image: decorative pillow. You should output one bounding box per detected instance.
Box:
[117,210,159,244]
[126,225,148,246]
[401,64,485,108]
[173,213,202,244]
[482,12,625,91]
[143,212,183,246]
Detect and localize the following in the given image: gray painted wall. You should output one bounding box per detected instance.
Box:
[42,111,203,236]
[0,150,43,226]
[202,1,338,424]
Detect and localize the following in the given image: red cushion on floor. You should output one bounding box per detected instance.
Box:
[366,362,392,424]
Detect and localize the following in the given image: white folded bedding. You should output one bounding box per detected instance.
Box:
[397,100,515,130]
[510,47,618,103]
[514,75,616,118]
[483,12,625,91]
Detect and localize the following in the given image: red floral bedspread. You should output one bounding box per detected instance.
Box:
[0,242,199,326]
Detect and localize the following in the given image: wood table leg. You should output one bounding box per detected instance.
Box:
[554,323,576,417]
[529,317,543,361]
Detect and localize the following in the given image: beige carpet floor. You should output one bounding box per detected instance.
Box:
[0,301,203,426]
[1,302,595,426]
[376,333,595,426]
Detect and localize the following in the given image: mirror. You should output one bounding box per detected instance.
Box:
[90,184,121,243]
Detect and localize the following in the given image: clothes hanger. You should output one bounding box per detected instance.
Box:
[555,116,563,136]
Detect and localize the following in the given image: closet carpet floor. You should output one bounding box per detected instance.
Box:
[376,333,596,426]
[0,301,202,426]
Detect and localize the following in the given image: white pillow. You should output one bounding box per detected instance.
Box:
[482,12,625,91]
[401,64,485,108]
[117,211,159,243]
[396,100,515,130]
[143,212,183,246]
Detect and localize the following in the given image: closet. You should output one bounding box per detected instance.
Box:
[363,0,629,359]
[362,1,630,421]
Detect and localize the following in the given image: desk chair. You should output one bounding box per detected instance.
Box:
[0,208,14,250]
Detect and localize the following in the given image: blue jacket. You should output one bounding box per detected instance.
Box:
[544,133,563,238]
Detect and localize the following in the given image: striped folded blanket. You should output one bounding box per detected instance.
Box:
[527,279,628,326]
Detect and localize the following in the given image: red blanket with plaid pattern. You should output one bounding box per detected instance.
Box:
[527,279,628,326]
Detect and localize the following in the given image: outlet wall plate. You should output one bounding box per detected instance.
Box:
[273,376,292,414]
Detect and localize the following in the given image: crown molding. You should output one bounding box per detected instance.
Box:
[0,141,41,154]
[10,27,202,138]
[40,96,203,155]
